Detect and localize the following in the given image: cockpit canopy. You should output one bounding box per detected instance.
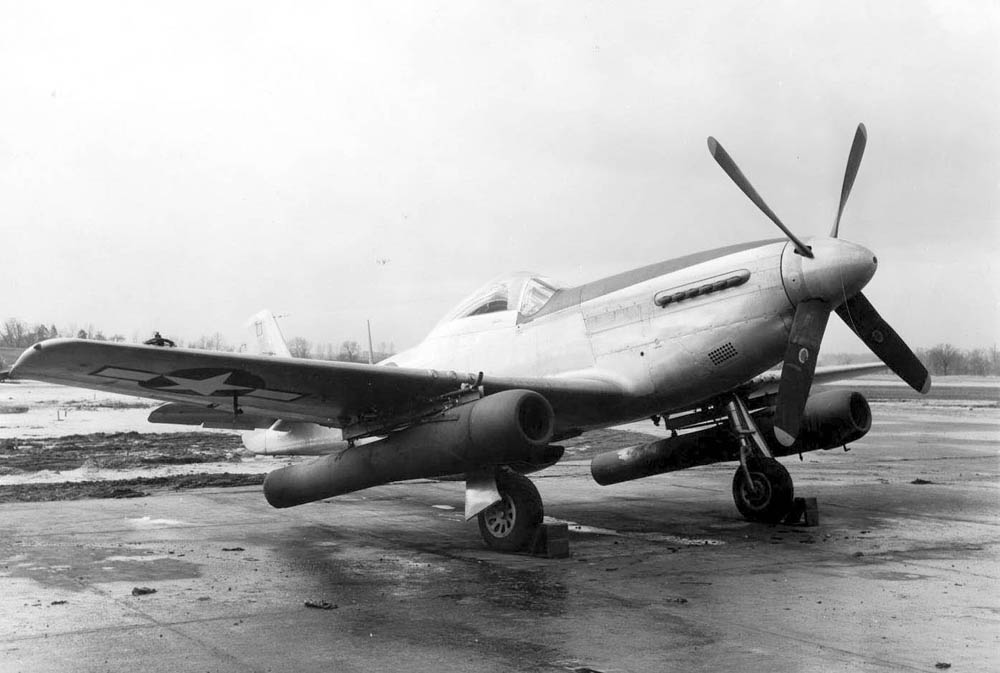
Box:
[438,272,563,325]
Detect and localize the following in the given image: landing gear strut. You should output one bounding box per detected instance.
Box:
[477,469,543,552]
[725,394,794,523]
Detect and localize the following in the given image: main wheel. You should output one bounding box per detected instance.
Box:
[732,457,794,523]
[477,470,543,552]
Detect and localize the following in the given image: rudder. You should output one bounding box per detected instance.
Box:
[246,310,292,357]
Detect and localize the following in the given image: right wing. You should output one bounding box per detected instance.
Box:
[11,339,628,436]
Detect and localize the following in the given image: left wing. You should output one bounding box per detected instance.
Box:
[744,362,889,398]
[10,339,627,435]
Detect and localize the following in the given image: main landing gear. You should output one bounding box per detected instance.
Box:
[725,394,794,523]
[477,469,543,552]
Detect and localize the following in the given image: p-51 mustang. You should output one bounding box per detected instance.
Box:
[9,124,929,552]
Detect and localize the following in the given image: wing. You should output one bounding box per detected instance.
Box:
[10,339,626,435]
[743,362,889,398]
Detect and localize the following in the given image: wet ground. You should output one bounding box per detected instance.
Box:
[0,430,262,502]
[0,380,997,672]
[0,381,658,500]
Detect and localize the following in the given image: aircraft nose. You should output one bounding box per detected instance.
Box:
[781,238,878,307]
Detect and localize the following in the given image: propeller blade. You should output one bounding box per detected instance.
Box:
[835,292,931,394]
[831,123,868,238]
[774,300,831,446]
[707,137,814,258]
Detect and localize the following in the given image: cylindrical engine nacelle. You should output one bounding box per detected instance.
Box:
[591,389,872,486]
[759,390,871,455]
[263,389,555,508]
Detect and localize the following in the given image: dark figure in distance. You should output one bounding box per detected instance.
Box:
[144,332,176,348]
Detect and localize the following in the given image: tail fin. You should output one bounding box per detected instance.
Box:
[246,310,292,357]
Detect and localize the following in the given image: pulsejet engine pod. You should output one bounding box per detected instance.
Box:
[591,389,872,515]
[262,389,561,509]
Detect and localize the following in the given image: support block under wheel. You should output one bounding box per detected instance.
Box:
[783,497,819,526]
[530,522,570,558]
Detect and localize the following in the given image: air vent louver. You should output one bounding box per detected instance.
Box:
[708,342,738,365]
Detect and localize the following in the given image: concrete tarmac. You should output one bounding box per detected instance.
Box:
[1,404,997,672]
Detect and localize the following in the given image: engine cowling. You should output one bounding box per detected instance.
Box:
[263,389,555,508]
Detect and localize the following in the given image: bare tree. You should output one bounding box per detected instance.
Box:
[339,340,360,362]
[287,337,312,359]
[965,349,989,376]
[189,333,234,352]
[926,343,963,376]
[1,318,29,347]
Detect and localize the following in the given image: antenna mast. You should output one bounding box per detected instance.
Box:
[366,320,374,365]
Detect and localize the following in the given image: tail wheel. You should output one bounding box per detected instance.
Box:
[732,457,794,523]
[477,470,543,552]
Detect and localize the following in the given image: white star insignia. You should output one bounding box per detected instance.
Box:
[158,372,250,396]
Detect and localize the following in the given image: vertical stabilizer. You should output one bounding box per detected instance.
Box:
[247,310,292,357]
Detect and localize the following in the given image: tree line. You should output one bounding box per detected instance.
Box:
[0,319,128,347]
[917,344,1000,376]
[183,333,394,363]
[809,343,1000,376]
[0,318,394,364]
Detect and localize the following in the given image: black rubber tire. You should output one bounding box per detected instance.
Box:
[477,470,543,552]
[732,457,794,523]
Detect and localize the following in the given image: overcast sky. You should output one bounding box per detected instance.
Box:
[2,1,997,354]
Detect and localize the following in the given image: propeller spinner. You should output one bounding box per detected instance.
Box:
[707,123,930,446]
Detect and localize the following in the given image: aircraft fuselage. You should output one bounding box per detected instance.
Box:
[385,235,876,432]
[388,239,787,422]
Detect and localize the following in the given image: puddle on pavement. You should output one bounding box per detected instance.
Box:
[266,525,569,616]
[550,518,725,546]
[629,532,725,546]
[867,570,934,582]
[2,545,201,591]
[330,548,567,614]
[466,563,568,614]
[128,516,186,527]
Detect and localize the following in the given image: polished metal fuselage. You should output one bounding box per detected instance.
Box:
[387,239,794,423]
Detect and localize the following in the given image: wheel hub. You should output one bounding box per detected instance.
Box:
[742,474,773,509]
[482,495,516,538]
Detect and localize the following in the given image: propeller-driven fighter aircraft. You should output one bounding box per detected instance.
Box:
[9,124,929,552]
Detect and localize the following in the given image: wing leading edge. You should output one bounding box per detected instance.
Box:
[743,362,889,398]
